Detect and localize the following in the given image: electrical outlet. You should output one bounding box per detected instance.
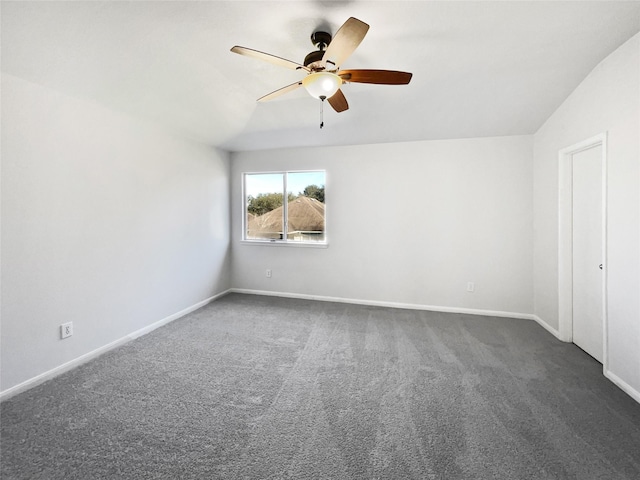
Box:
[60,322,73,339]
[467,282,475,292]
[266,269,272,278]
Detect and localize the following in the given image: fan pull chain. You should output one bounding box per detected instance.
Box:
[319,96,326,129]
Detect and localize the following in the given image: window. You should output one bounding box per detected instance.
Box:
[243,171,326,244]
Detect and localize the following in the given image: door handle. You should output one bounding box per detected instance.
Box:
[599,264,603,270]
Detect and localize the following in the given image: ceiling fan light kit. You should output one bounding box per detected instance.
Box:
[231,17,413,126]
[302,72,341,100]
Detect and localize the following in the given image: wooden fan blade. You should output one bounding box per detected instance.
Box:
[231,46,310,72]
[257,81,303,102]
[339,69,413,85]
[322,18,369,69]
[327,89,349,113]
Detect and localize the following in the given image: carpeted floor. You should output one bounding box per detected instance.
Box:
[2,293,640,479]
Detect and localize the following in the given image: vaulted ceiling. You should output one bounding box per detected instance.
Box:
[2,1,639,152]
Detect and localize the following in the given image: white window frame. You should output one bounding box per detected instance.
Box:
[241,170,328,247]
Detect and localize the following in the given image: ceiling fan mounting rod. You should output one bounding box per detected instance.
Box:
[310,31,331,50]
[305,31,333,71]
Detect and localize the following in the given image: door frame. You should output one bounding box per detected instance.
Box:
[558,132,608,368]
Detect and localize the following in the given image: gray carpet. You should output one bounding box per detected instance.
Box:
[2,293,640,479]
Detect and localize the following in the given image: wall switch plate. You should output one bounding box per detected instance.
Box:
[61,322,73,339]
[266,269,272,278]
[467,282,475,292]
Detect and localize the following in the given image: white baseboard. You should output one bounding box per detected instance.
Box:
[604,369,640,404]
[11,288,635,407]
[229,288,536,320]
[0,290,230,402]
[530,314,562,340]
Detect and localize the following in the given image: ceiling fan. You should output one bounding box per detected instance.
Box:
[231,17,413,115]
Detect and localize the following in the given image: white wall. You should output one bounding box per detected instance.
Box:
[533,34,640,399]
[1,74,231,393]
[231,135,533,316]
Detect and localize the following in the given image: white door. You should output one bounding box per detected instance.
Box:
[572,145,603,362]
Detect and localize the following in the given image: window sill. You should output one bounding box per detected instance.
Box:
[240,240,329,249]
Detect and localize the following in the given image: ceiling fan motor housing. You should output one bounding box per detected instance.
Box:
[304,50,325,69]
